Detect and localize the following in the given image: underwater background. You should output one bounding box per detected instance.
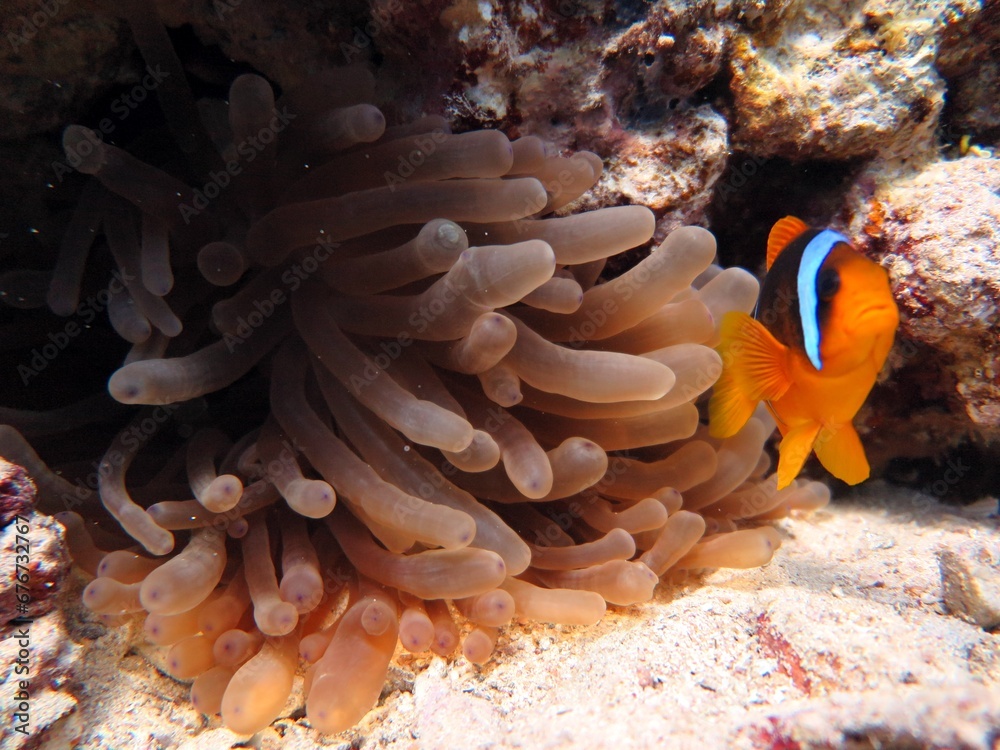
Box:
[0,1,998,748]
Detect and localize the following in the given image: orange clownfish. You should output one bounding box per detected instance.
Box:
[709,216,899,489]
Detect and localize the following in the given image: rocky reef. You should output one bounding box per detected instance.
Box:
[3,0,998,469]
[0,0,998,747]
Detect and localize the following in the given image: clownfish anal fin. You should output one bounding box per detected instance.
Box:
[814,423,870,485]
[767,216,810,270]
[777,421,821,489]
[709,312,792,439]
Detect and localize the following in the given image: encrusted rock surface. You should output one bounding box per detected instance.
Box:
[727,0,968,161]
[938,0,1000,141]
[0,510,69,624]
[0,460,35,528]
[150,0,370,90]
[0,462,76,749]
[364,0,739,238]
[845,154,1000,440]
[730,683,1000,749]
[0,0,134,140]
[0,467,76,750]
[0,608,82,750]
[939,539,1000,630]
[0,461,71,623]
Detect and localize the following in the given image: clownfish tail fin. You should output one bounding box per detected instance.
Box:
[709,311,791,439]
[777,422,821,489]
[814,423,870,485]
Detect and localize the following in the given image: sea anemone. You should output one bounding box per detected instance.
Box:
[0,26,830,736]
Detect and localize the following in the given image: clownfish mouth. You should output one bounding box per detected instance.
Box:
[850,302,898,333]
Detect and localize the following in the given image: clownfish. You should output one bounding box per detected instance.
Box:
[709,216,899,489]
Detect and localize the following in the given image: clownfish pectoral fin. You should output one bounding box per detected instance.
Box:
[709,311,792,439]
[766,216,810,270]
[708,365,756,439]
[813,423,870,485]
[777,421,821,489]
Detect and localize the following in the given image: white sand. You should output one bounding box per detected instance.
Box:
[28,482,1000,749]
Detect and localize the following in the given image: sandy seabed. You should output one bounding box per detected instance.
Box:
[33,482,1000,750]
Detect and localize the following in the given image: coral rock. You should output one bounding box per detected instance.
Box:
[938,540,1000,630]
[845,155,1000,438]
[735,683,1000,750]
[582,104,729,241]
[0,511,71,622]
[937,0,1000,140]
[729,0,953,161]
[0,0,132,140]
[0,460,35,528]
[0,608,82,750]
[374,0,736,235]
[0,461,72,623]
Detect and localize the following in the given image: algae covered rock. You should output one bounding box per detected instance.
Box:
[728,0,960,161]
[937,0,1000,140]
[938,540,1000,630]
[845,154,1000,439]
[0,461,71,622]
[0,0,133,140]
[368,0,738,235]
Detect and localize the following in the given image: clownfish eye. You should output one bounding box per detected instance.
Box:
[817,267,840,301]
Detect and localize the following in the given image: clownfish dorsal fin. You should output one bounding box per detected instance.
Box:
[766,216,810,270]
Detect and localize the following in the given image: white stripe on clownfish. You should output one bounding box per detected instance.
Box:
[797,229,848,371]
